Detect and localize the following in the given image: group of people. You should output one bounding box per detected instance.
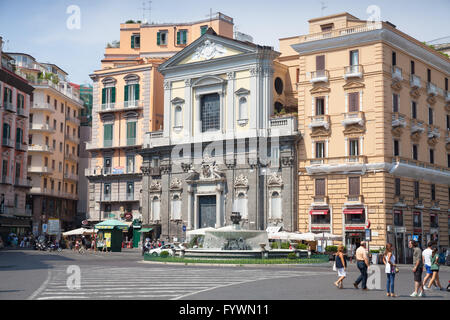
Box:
[0,233,35,248]
[334,240,447,297]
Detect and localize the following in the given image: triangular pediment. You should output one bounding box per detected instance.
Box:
[159,31,259,71]
[343,81,365,90]
[310,86,330,95]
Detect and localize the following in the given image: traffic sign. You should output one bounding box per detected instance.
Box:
[42,224,48,233]
[182,225,186,232]
[365,229,372,241]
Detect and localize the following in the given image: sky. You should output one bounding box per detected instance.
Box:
[0,0,449,84]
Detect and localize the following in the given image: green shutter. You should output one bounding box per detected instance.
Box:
[127,122,136,139]
[102,88,106,104]
[111,87,116,103]
[135,84,139,101]
[124,85,129,102]
[177,31,180,45]
[183,31,187,44]
[157,32,161,45]
[131,35,135,48]
[104,124,112,140]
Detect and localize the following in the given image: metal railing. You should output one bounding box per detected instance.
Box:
[410,74,421,88]
[344,65,363,79]
[392,66,403,81]
[28,144,53,152]
[299,21,382,43]
[310,70,329,83]
[2,138,14,148]
[427,82,438,96]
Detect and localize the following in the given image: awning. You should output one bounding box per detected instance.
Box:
[343,209,364,215]
[394,210,403,214]
[139,228,153,233]
[310,209,329,215]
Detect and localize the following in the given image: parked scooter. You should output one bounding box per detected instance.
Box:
[34,241,47,251]
[46,241,62,252]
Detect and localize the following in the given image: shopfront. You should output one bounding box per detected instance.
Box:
[343,207,365,249]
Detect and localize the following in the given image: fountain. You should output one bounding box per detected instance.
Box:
[182,212,306,259]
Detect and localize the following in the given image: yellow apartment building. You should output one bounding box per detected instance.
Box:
[85,13,234,233]
[10,53,83,235]
[280,13,449,262]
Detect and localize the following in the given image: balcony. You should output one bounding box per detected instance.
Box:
[309,115,330,130]
[65,114,80,125]
[64,172,78,182]
[269,116,298,137]
[342,111,365,127]
[143,131,165,149]
[344,65,363,79]
[4,101,16,113]
[298,21,382,43]
[390,156,450,185]
[308,155,367,166]
[28,166,53,174]
[66,153,78,162]
[391,113,407,128]
[427,126,440,140]
[14,178,32,188]
[310,70,329,83]
[427,82,438,96]
[15,142,27,152]
[410,74,421,88]
[1,176,12,185]
[30,123,55,133]
[446,91,450,103]
[30,79,83,105]
[2,138,14,148]
[28,144,53,153]
[306,156,368,175]
[65,134,80,144]
[391,66,403,81]
[98,100,143,114]
[410,119,425,135]
[17,108,27,118]
[31,103,55,113]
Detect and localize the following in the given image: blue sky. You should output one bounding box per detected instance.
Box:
[0,0,448,84]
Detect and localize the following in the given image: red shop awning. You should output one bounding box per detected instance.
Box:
[310,209,329,215]
[343,209,364,215]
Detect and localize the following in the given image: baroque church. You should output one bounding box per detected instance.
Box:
[139,29,300,241]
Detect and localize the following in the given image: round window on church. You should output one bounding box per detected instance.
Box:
[274,77,283,95]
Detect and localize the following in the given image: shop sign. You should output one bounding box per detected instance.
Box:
[124,212,133,221]
[47,219,60,235]
[394,227,406,233]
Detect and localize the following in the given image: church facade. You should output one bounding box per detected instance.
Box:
[139,29,300,241]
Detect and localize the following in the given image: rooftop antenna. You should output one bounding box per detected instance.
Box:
[206,8,217,27]
[321,1,327,16]
[140,1,152,24]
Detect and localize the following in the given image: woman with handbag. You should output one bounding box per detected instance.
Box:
[427,248,444,290]
[383,243,397,297]
[334,245,347,289]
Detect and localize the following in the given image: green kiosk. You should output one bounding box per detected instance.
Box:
[95,219,129,252]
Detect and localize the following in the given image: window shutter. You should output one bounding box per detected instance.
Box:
[157,32,161,45]
[111,87,116,103]
[316,55,325,71]
[315,179,325,196]
[177,31,180,45]
[102,88,106,104]
[104,124,112,141]
[349,177,360,196]
[135,84,139,101]
[349,92,359,112]
[131,35,135,48]
[124,85,129,102]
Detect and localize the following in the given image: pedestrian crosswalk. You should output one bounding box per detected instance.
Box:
[30,265,333,300]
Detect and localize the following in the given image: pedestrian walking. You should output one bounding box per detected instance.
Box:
[409,240,425,297]
[383,243,397,297]
[334,245,347,289]
[353,241,369,290]
[422,242,433,290]
[427,248,444,291]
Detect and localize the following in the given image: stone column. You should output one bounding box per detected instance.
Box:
[187,185,194,230]
[193,194,198,229]
[216,183,223,228]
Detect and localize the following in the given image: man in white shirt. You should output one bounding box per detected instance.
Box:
[422,242,433,290]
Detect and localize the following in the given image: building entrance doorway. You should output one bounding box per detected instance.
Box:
[198,196,216,228]
[395,233,405,264]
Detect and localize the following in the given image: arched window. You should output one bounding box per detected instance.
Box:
[270,191,282,220]
[151,196,160,221]
[171,194,181,220]
[174,106,182,128]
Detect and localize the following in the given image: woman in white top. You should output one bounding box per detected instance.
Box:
[383,243,397,297]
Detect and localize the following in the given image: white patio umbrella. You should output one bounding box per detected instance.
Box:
[314,232,341,241]
[292,232,317,241]
[268,231,291,240]
[63,228,96,237]
[186,227,216,237]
